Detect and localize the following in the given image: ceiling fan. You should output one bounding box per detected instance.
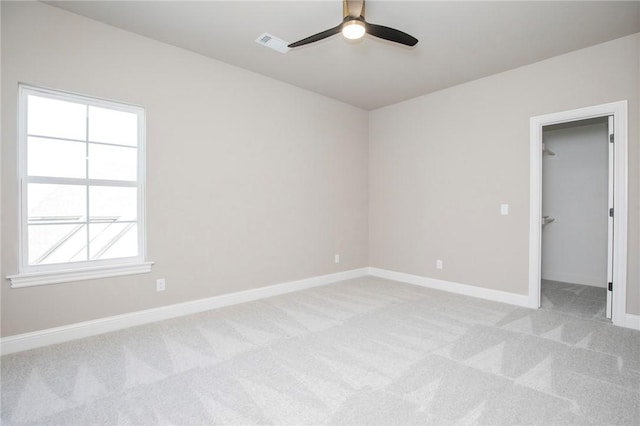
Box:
[288,0,418,48]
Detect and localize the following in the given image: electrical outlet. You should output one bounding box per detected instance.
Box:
[436,259,443,270]
[156,278,166,292]
[334,254,340,264]
[500,204,509,215]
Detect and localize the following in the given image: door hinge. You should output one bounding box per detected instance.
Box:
[610,133,614,143]
[609,208,614,217]
[608,282,613,291]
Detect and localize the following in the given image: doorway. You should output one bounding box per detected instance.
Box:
[528,101,628,327]
[540,117,611,320]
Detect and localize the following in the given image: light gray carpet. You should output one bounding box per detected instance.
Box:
[541,279,607,321]
[2,276,639,425]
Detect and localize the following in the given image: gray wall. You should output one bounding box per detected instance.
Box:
[369,33,639,314]
[1,2,369,337]
[541,121,609,287]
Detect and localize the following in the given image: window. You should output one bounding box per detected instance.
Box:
[8,85,152,288]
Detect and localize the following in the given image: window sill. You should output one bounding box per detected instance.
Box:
[7,261,154,288]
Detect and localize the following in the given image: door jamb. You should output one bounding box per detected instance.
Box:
[528,100,628,326]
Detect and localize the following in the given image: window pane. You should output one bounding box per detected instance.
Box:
[28,184,86,223]
[28,137,86,179]
[27,95,86,140]
[89,223,138,260]
[88,143,137,181]
[20,86,146,271]
[28,224,88,265]
[89,186,137,221]
[89,106,137,146]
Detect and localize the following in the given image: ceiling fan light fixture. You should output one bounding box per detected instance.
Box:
[288,0,418,48]
[342,20,365,40]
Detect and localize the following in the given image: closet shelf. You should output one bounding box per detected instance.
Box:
[542,143,556,157]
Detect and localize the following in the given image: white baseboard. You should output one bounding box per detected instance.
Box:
[369,268,640,331]
[368,267,533,308]
[0,268,368,355]
[2,267,636,355]
[624,313,640,331]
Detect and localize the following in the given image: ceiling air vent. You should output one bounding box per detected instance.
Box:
[255,33,290,54]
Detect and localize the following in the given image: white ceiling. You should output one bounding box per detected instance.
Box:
[47,1,640,110]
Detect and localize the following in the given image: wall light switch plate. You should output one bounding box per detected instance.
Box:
[500,204,509,215]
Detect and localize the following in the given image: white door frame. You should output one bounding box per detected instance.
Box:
[528,100,628,326]
[606,116,615,319]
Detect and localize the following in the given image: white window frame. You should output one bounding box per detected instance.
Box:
[8,84,153,288]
